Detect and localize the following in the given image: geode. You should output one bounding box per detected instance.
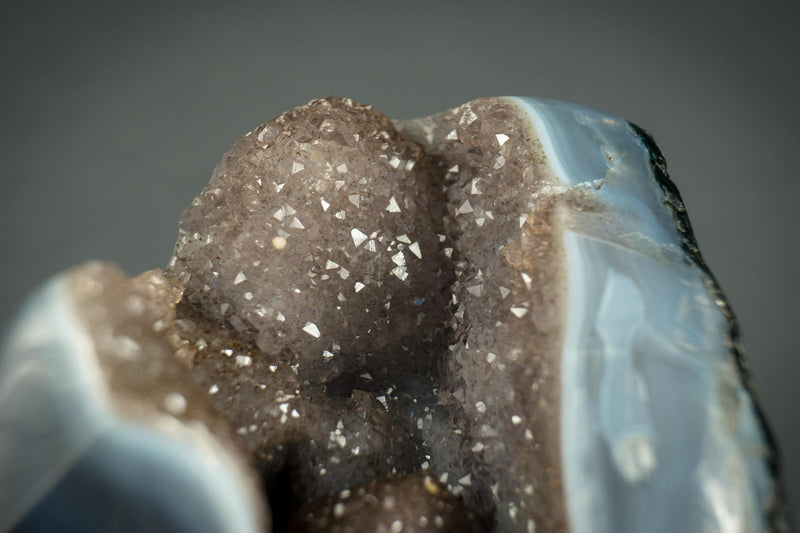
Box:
[0,97,788,532]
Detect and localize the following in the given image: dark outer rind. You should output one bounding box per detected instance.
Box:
[629,123,791,532]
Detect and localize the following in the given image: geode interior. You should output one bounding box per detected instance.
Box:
[0,97,787,533]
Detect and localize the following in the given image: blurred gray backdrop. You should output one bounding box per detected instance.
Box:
[1,0,797,517]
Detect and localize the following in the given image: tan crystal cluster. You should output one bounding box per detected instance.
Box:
[68,97,568,531]
[169,98,454,386]
[400,101,566,531]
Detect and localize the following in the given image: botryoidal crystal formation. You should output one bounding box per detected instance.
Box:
[46,96,785,532]
[161,96,561,531]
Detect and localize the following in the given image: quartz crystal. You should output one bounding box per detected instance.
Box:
[0,97,788,532]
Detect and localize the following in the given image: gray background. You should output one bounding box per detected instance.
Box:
[1,0,797,518]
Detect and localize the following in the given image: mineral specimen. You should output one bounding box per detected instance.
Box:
[0,97,788,532]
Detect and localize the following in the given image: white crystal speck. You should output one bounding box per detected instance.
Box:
[386,196,401,213]
[351,228,368,247]
[302,322,321,338]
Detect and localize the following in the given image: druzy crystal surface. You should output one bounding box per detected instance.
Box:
[0,97,787,533]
